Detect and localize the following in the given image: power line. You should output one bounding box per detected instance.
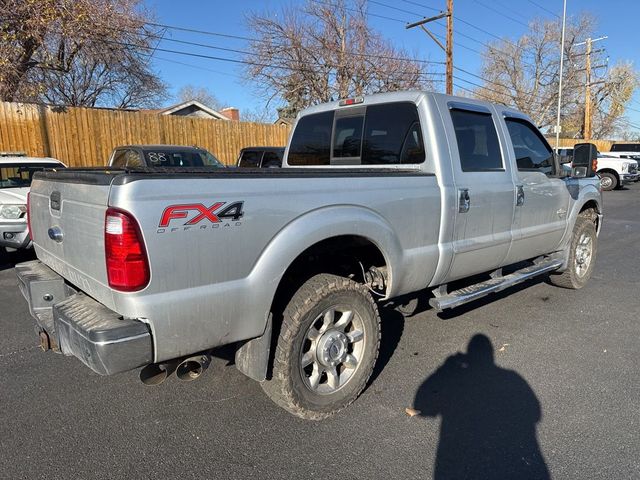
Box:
[134,22,448,68]
[90,33,447,85]
[141,17,449,67]
[146,4,510,73]
[82,20,448,81]
[307,1,579,99]
[472,0,529,27]
[527,0,561,19]
[384,1,545,71]
[490,0,532,22]
[151,55,245,80]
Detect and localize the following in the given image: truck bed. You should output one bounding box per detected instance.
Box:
[29,167,441,361]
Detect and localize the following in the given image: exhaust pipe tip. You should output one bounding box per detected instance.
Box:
[140,362,175,386]
[176,355,211,382]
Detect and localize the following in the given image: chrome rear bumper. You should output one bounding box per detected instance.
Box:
[16,260,153,375]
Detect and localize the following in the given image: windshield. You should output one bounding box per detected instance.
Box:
[0,163,65,189]
[141,149,224,167]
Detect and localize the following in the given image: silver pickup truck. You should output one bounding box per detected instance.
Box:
[17,91,602,419]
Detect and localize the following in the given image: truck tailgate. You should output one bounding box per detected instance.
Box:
[29,171,115,308]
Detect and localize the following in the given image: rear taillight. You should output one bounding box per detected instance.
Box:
[27,192,33,241]
[105,208,150,292]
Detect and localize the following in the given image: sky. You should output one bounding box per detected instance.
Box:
[145,0,640,130]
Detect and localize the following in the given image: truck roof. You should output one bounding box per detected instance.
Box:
[113,145,206,151]
[297,90,520,119]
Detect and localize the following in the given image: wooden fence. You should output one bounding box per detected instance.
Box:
[1,101,623,167]
[546,137,614,152]
[0,101,291,166]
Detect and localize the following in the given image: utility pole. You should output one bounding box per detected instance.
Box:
[446,0,453,95]
[574,36,607,140]
[584,38,592,140]
[406,0,453,95]
[554,0,567,150]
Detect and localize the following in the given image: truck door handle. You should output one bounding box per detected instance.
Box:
[516,185,525,206]
[458,188,470,213]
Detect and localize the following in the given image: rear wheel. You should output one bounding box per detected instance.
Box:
[262,273,380,420]
[549,216,597,289]
[598,172,617,191]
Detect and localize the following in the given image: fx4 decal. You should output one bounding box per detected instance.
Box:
[158,202,244,230]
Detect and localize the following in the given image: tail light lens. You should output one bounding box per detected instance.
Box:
[26,192,33,241]
[105,208,150,291]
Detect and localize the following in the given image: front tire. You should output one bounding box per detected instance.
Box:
[598,172,617,191]
[262,274,381,420]
[549,216,597,289]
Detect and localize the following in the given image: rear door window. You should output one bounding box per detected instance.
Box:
[111,150,128,167]
[238,151,262,168]
[261,151,283,168]
[362,103,425,165]
[113,149,143,167]
[450,109,503,171]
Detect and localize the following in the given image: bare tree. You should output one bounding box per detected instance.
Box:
[244,0,432,117]
[588,62,638,138]
[0,0,166,108]
[176,84,222,110]
[241,106,275,123]
[473,13,638,138]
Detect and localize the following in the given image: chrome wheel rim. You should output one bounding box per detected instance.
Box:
[575,233,593,277]
[300,306,365,395]
[600,175,613,189]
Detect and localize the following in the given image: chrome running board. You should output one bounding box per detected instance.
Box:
[429,259,563,311]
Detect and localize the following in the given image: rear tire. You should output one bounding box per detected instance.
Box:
[598,172,617,191]
[549,216,597,289]
[262,273,380,420]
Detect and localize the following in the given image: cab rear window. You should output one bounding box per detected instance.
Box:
[287,102,425,166]
[288,111,334,166]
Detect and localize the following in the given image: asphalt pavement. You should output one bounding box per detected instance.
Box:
[1,184,639,479]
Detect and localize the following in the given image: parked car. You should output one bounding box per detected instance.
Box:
[555,147,638,190]
[0,153,65,252]
[236,147,285,168]
[17,91,602,419]
[108,145,224,168]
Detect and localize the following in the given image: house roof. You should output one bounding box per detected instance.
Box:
[274,117,295,126]
[146,100,229,120]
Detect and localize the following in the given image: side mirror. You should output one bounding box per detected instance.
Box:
[571,143,598,178]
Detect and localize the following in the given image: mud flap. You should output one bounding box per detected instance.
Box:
[235,314,272,382]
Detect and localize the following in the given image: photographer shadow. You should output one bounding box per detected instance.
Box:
[414,334,550,480]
